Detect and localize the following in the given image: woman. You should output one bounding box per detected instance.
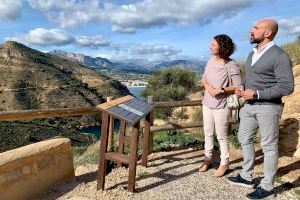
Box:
[199,34,242,177]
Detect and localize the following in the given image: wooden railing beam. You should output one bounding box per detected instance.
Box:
[153,100,202,108]
[0,107,100,121]
[150,122,203,132]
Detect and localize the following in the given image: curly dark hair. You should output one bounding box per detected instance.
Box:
[213,34,236,59]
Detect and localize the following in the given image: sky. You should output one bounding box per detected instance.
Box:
[0,0,300,63]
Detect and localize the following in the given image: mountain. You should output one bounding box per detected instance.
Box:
[49,50,112,69]
[49,50,152,74]
[0,41,130,111]
[0,41,132,152]
[110,61,153,74]
[153,60,205,74]
[49,50,206,75]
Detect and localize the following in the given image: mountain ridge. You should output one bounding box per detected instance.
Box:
[0,41,132,152]
[49,50,206,75]
[0,41,130,111]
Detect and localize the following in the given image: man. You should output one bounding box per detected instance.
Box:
[227,19,294,199]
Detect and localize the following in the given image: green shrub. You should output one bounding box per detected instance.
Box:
[153,130,200,151]
[237,60,246,79]
[228,123,241,149]
[74,142,100,166]
[142,67,197,118]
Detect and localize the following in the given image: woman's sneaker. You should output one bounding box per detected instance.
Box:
[227,174,255,188]
[246,186,275,199]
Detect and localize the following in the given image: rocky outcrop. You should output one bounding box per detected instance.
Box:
[49,50,112,69]
[280,65,300,158]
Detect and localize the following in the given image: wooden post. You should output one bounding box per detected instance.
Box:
[117,120,126,167]
[107,96,114,151]
[128,122,140,192]
[142,112,152,167]
[97,112,110,190]
[147,96,154,154]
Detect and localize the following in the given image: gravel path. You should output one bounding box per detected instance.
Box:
[37,147,299,200]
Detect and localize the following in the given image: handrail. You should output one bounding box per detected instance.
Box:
[0,107,100,121]
[152,100,202,108]
[150,122,203,132]
[0,98,204,133]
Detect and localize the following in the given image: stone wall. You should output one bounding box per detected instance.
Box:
[281,65,300,158]
[0,138,75,200]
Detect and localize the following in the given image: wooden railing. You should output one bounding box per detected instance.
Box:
[153,100,202,108]
[0,98,202,131]
[0,96,203,158]
[0,107,100,121]
[149,96,203,133]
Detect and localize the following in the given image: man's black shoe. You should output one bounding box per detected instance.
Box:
[246,186,275,199]
[227,174,254,188]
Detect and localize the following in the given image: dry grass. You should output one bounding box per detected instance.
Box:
[282,38,300,66]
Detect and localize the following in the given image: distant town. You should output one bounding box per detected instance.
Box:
[99,69,149,87]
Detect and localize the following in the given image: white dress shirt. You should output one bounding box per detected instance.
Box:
[251,41,275,99]
[251,41,275,66]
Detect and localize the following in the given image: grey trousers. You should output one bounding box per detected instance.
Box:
[238,103,283,191]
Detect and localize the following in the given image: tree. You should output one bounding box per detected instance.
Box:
[142,67,197,118]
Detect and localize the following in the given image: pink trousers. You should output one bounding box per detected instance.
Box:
[202,104,230,165]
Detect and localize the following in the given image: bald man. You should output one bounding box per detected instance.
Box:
[227,19,294,199]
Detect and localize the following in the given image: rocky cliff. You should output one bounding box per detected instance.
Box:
[280,64,300,158]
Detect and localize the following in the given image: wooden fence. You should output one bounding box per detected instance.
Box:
[150,96,202,132]
[0,96,203,154]
[0,96,202,129]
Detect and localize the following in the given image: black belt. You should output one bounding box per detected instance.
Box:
[246,99,282,105]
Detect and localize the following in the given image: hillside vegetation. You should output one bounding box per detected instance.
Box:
[0,41,130,152]
[282,36,300,66]
[0,41,130,111]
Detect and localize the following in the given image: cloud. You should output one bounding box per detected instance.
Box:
[27,0,74,10]
[6,28,118,50]
[131,44,181,56]
[6,27,184,62]
[8,28,75,46]
[27,0,101,28]
[125,43,182,61]
[0,0,22,21]
[101,0,257,33]
[278,16,300,36]
[75,35,119,50]
[26,0,257,32]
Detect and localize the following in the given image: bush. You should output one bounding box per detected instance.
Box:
[228,123,241,149]
[153,130,201,151]
[142,67,197,118]
[74,142,100,166]
[282,38,300,65]
[192,106,202,122]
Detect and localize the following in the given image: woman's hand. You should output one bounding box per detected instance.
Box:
[202,80,223,96]
[207,86,223,96]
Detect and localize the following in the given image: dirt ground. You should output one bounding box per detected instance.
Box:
[37,144,300,200]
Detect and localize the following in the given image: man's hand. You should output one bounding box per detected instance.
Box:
[241,89,255,100]
[235,87,244,97]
